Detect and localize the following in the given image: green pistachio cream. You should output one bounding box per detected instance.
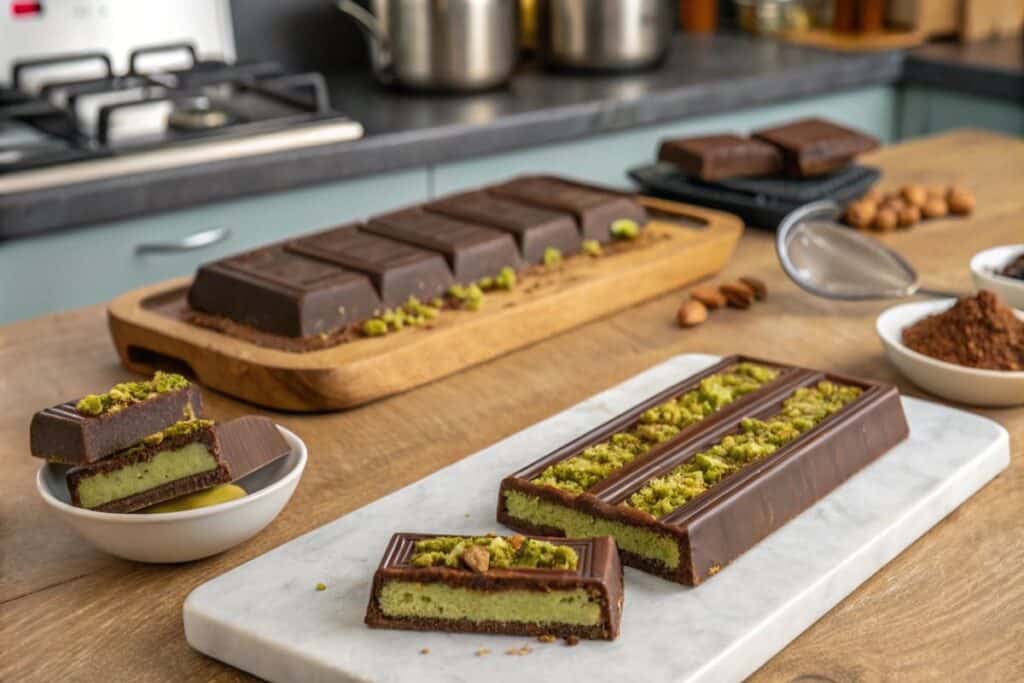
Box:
[531,363,779,494]
[409,535,578,571]
[75,371,190,416]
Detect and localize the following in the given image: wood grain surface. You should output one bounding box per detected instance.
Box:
[2,130,1022,682]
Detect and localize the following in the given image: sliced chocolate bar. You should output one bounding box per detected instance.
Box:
[216,415,290,482]
[657,134,784,181]
[365,533,622,640]
[425,191,582,264]
[753,117,879,177]
[30,372,202,465]
[66,418,230,513]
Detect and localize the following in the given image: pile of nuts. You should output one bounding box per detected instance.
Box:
[677,276,767,328]
[843,184,974,232]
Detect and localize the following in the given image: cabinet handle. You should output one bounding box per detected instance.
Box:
[134,227,232,255]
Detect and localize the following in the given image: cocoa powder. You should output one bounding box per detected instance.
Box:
[902,290,1024,371]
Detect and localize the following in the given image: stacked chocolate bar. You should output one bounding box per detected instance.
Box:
[30,373,289,513]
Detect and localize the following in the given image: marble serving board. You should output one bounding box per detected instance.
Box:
[184,354,1010,683]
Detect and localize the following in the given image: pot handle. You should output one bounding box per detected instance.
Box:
[336,0,393,84]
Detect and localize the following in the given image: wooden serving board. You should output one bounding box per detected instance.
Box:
[107,198,742,411]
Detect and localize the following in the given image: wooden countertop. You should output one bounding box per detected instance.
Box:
[2,129,1022,681]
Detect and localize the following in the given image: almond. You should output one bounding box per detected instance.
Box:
[739,276,767,300]
[677,299,708,327]
[690,285,726,309]
[720,282,754,309]
[461,545,490,573]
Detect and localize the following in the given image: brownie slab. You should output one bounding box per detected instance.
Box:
[30,373,203,465]
[657,134,784,181]
[425,191,582,264]
[365,533,622,640]
[753,117,879,177]
[365,208,521,283]
[188,244,382,338]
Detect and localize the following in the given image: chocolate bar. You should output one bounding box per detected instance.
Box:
[66,418,230,513]
[365,208,521,283]
[425,191,582,264]
[753,117,879,177]
[489,176,647,243]
[497,356,909,585]
[30,372,202,465]
[365,533,623,640]
[188,244,382,338]
[657,134,784,181]
[286,224,454,307]
[216,415,290,482]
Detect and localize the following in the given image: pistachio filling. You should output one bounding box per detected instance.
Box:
[410,535,577,571]
[75,371,190,416]
[531,363,779,494]
[626,381,862,518]
[75,442,217,509]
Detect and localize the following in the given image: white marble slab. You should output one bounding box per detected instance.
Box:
[184,354,1010,683]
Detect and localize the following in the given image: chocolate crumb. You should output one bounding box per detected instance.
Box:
[708,564,722,576]
[538,634,557,644]
[475,648,491,657]
[420,648,430,655]
[565,635,580,647]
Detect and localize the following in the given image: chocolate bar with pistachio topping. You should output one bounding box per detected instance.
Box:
[365,533,623,640]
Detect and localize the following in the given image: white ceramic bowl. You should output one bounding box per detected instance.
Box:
[970,245,1024,309]
[36,425,307,563]
[876,300,1024,407]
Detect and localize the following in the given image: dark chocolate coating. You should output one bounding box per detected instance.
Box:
[497,356,910,585]
[753,117,879,177]
[30,384,203,465]
[216,415,290,482]
[657,134,784,181]
[425,191,582,264]
[188,244,382,338]
[488,176,647,243]
[287,223,453,307]
[365,208,521,283]
[364,533,623,640]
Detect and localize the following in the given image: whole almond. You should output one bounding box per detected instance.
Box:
[739,276,767,300]
[720,282,754,309]
[922,198,949,219]
[690,286,726,310]
[677,299,709,327]
[462,545,490,573]
[900,185,927,208]
[947,186,975,215]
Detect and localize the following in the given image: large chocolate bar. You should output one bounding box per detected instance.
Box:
[365,208,521,283]
[286,223,453,307]
[30,373,203,465]
[497,356,909,585]
[657,134,784,181]
[365,533,623,640]
[753,118,879,177]
[489,176,647,243]
[425,191,582,264]
[188,244,382,338]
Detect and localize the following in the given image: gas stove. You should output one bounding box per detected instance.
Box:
[0,43,363,195]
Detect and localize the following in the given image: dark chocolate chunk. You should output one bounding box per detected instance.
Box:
[287,224,453,307]
[365,533,623,640]
[365,208,521,283]
[753,118,879,177]
[30,383,203,465]
[188,244,382,338]
[657,134,784,181]
[216,416,291,482]
[425,191,582,264]
[489,176,647,243]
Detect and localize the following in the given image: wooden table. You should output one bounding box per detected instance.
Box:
[2,130,1022,681]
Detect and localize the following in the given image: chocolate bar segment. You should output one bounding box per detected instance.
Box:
[657,134,784,181]
[30,374,202,465]
[425,191,582,264]
[287,224,453,307]
[66,419,230,513]
[489,176,647,243]
[497,357,909,585]
[188,244,382,337]
[753,117,879,177]
[216,415,290,482]
[365,533,622,640]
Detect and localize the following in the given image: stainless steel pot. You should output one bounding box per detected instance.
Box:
[538,0,673,71]
[337,0,518,92]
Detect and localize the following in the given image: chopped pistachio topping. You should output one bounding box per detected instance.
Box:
[75,372,190,416]
[532,363,779,494]
[626,381,862,517]
[136,418,213,450]
[361,296,440,337]
[478,266,517,292]
[543,247,563,267]
[410,535,578,571]
[581,239,603,257]
[611,219,640,240]
[447,283,485,310]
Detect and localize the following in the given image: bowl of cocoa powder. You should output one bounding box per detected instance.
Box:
[876,290,1024,406]
[971,245,1024,309]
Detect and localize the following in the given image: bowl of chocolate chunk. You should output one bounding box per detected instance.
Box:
[970,245,1024,309]
[876,290,1024,406]
[32,373,306,562]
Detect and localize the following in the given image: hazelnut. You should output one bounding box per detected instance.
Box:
[881,197,906,212]
[862,187,883,204]
[873,208,898,232]
[844,201,876,229]
[947,186,975,215]
[739,276,768,300]
[922,198,949,219]
[720,282,754,309]
[677,299,709,327]
[690,285,727,310]
[897,205,920,228]
[900,185,928,207]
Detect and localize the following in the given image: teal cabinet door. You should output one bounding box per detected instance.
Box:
[899,86,1024,139]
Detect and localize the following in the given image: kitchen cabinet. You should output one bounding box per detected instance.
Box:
[898,85,1024,138]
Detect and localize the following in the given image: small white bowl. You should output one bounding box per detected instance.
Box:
[876,300,1024,407]
[36,425,307,563]
[971,245,1024,309]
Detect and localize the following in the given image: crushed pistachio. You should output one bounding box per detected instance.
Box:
[543,247,563,267]
[532,363,779,493]
[138,418,213,448]
[75,372,190,416]
[409,535,578,571]
[316,582,327,592]
[448,283,485,310]
[581,239,603,257]
[626,381,862,517]
[361,296,440,337]
[477,266,517,292]
[611,218,640,240]
[538,634,557,644]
